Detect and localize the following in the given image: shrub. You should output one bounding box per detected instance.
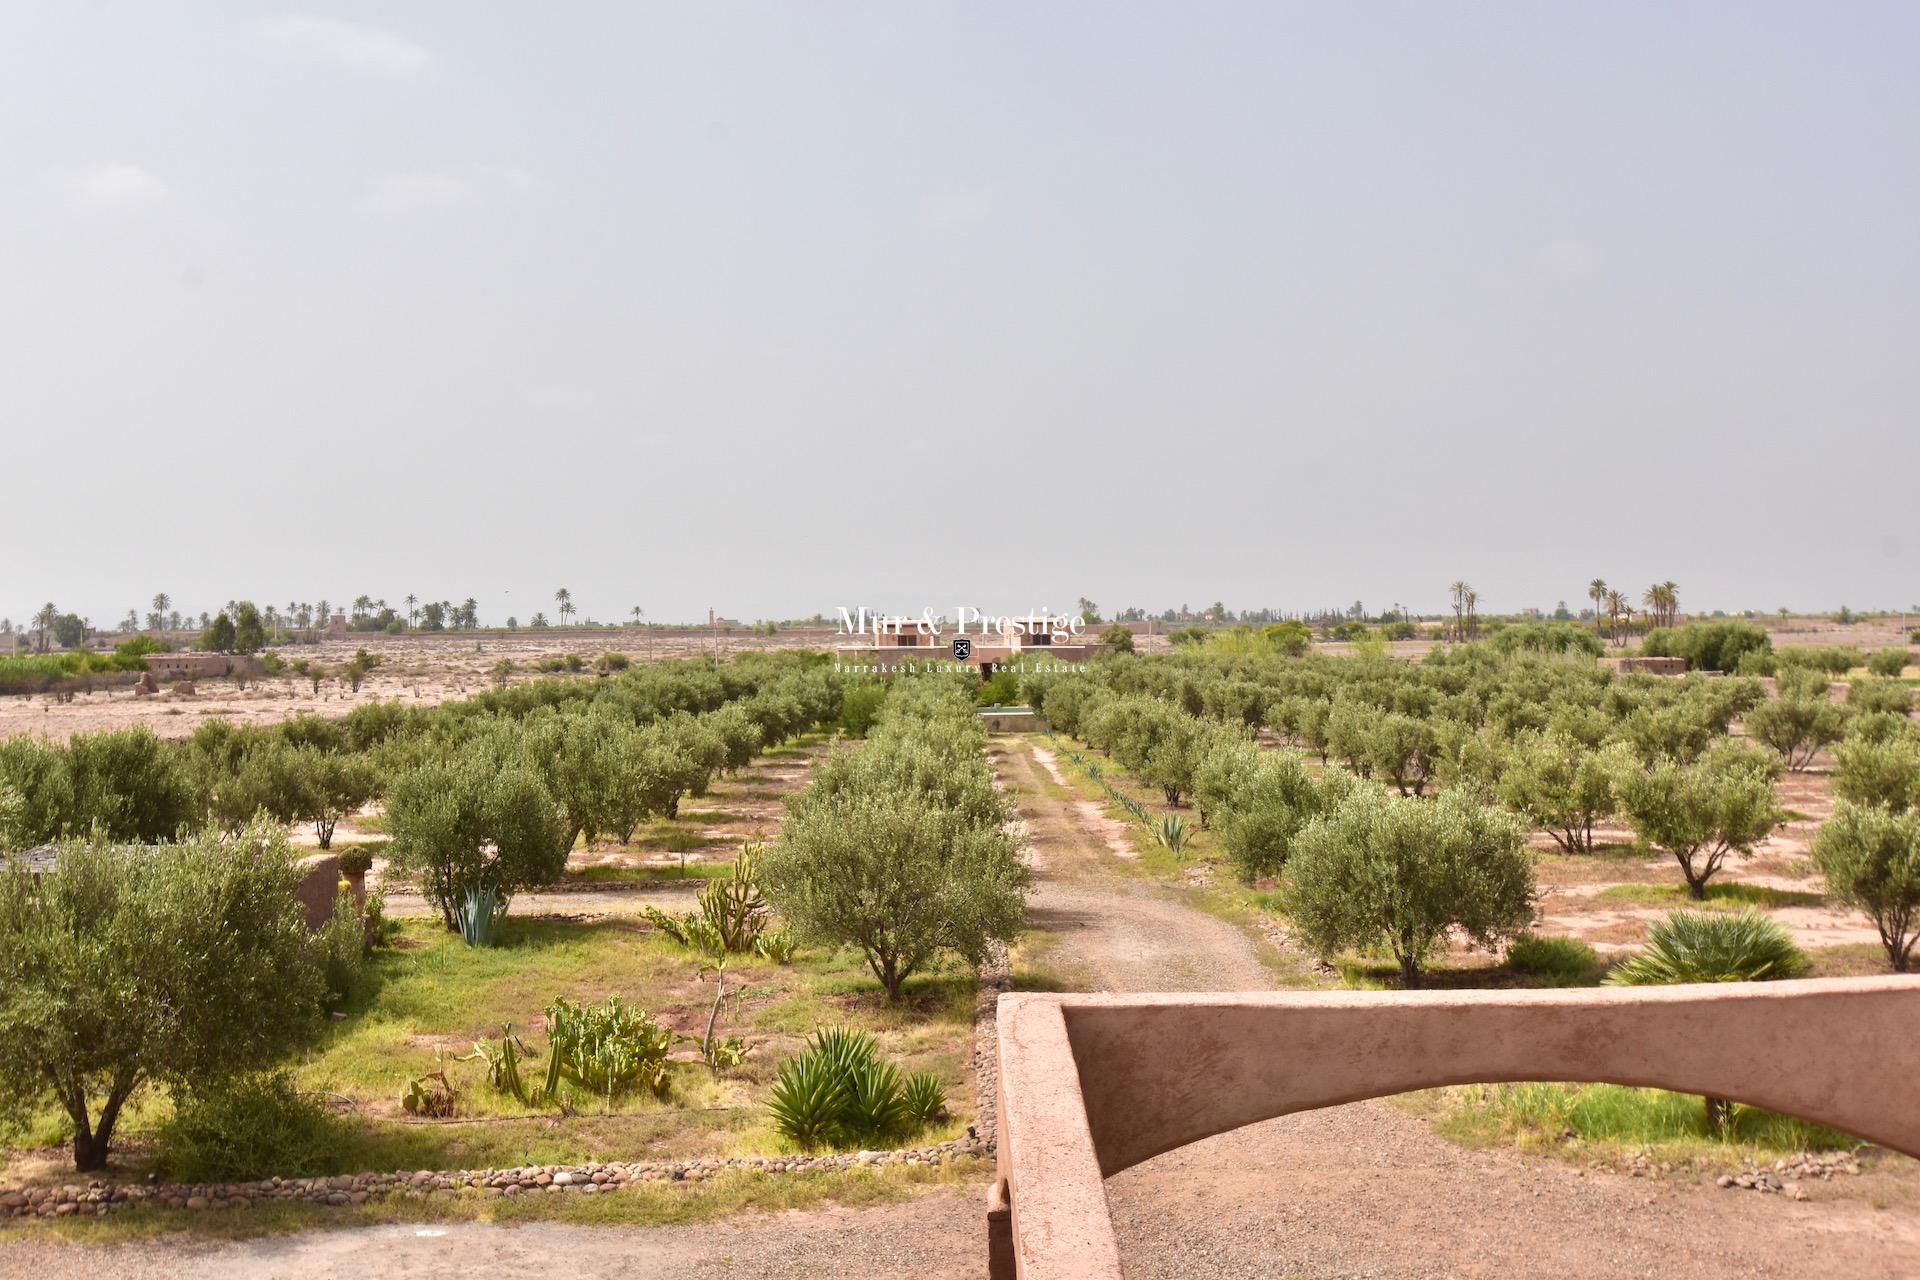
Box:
[763,695,1027,1001]
[1640,621,1771,674]
[1619,756,1782,899]
[1832,734,1920,812]
[64,726,202,843]
[1100,624,1135,654]
[1506,933,1601,986]
[318,882,367,1002]
[1743,693,1847,771]
[1846,678,1913,718]
[838,684,888,737]
[1217,750,1350,881]
[385,755,566,932]
[1775,646,1860,677]
[764,788,1026,1000]
[1285,786,1535,985]
[1868,649,1911,678]
[1607,908,1808,986]
[0,822,325,1170]
[1496,734,1631,855]
[1486,622,1604,658]
[766,1027,946,1149]
[155,1072,346,1182]
[1812,802,1920,972]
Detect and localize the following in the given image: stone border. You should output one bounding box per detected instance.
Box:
[0,1140,992,1221]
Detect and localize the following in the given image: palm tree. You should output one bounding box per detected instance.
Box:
[555,587,573,626]
[405,594,419,628]
[1448,581,1471,642]
[32,602,57,653]
[150,592,171,633]
[1588,578,1607,629]
[1463,588,1480,640]
[1607,909,1807,1132]
[351,594,373,621]
[1662,581,1680,627]
[1603,589,1629,646]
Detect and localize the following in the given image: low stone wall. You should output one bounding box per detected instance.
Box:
[0,1142,991,1219]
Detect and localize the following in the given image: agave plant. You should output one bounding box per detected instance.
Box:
[455,884,510,947]
[1156,814,1189,854]
[901,1071,948,1126]
[767,1052,847,1147]
[766,1027,939,1149]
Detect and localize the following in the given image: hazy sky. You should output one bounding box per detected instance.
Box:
[4,2,1917,627]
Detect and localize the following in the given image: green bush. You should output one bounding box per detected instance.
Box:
[1619,755,1782,899]
[1640,621,1771,674]
[1868,649,1911,678]
[385,754,565,931]
[319,883,367,1002]
[766,1027,946,1150]
[1833,734,1920,812]
[1775,646,1860,677]
[1812,802,1919,972]
[1506,933,1602,986]
[1846,678,1913,718]
[0,822,325,1170]
[1285,786,1535,985]
[837,684,888,737]
[155,1073,346,1182]
[1743,693,1847,771]
[1485,622,1604,658]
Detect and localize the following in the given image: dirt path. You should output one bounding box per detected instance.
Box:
[380,883,703,919]
[11,737,1917,1280]
[995,736,1920,1279]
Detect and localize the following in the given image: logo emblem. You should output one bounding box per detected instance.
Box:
[951,637,972,661]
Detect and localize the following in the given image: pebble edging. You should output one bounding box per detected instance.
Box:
[0,1139,993,1221]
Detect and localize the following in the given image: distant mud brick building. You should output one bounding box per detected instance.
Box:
[838,615,1107,677]
[981,707,1046,733]
[1609,656,1688,676]
[142,653,266,682]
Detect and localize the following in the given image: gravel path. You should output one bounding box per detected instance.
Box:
[7,736,1916,1279]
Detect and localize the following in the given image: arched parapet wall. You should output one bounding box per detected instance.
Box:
[991,979,1920,1280]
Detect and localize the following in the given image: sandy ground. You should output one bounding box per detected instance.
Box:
[1533,765,1890,954]
[0,628,839,744]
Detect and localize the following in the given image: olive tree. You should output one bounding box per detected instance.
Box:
[1832,734,1920,812]
[1285,786,1534,985]
[1218,750,1353,881]
[1619,755,1782,899]
[0,823,324,1170]
[1743,693,1847,771]
[761,789,1028,1001]
[385,755,565,929]
[1812,802,1920,972]
[1497,733,1632,855]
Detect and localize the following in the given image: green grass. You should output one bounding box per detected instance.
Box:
[4,1160,988,1244]
[1408,1082,1861,1165]
[1592,882,1825,910]
[2,917,977,1184]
